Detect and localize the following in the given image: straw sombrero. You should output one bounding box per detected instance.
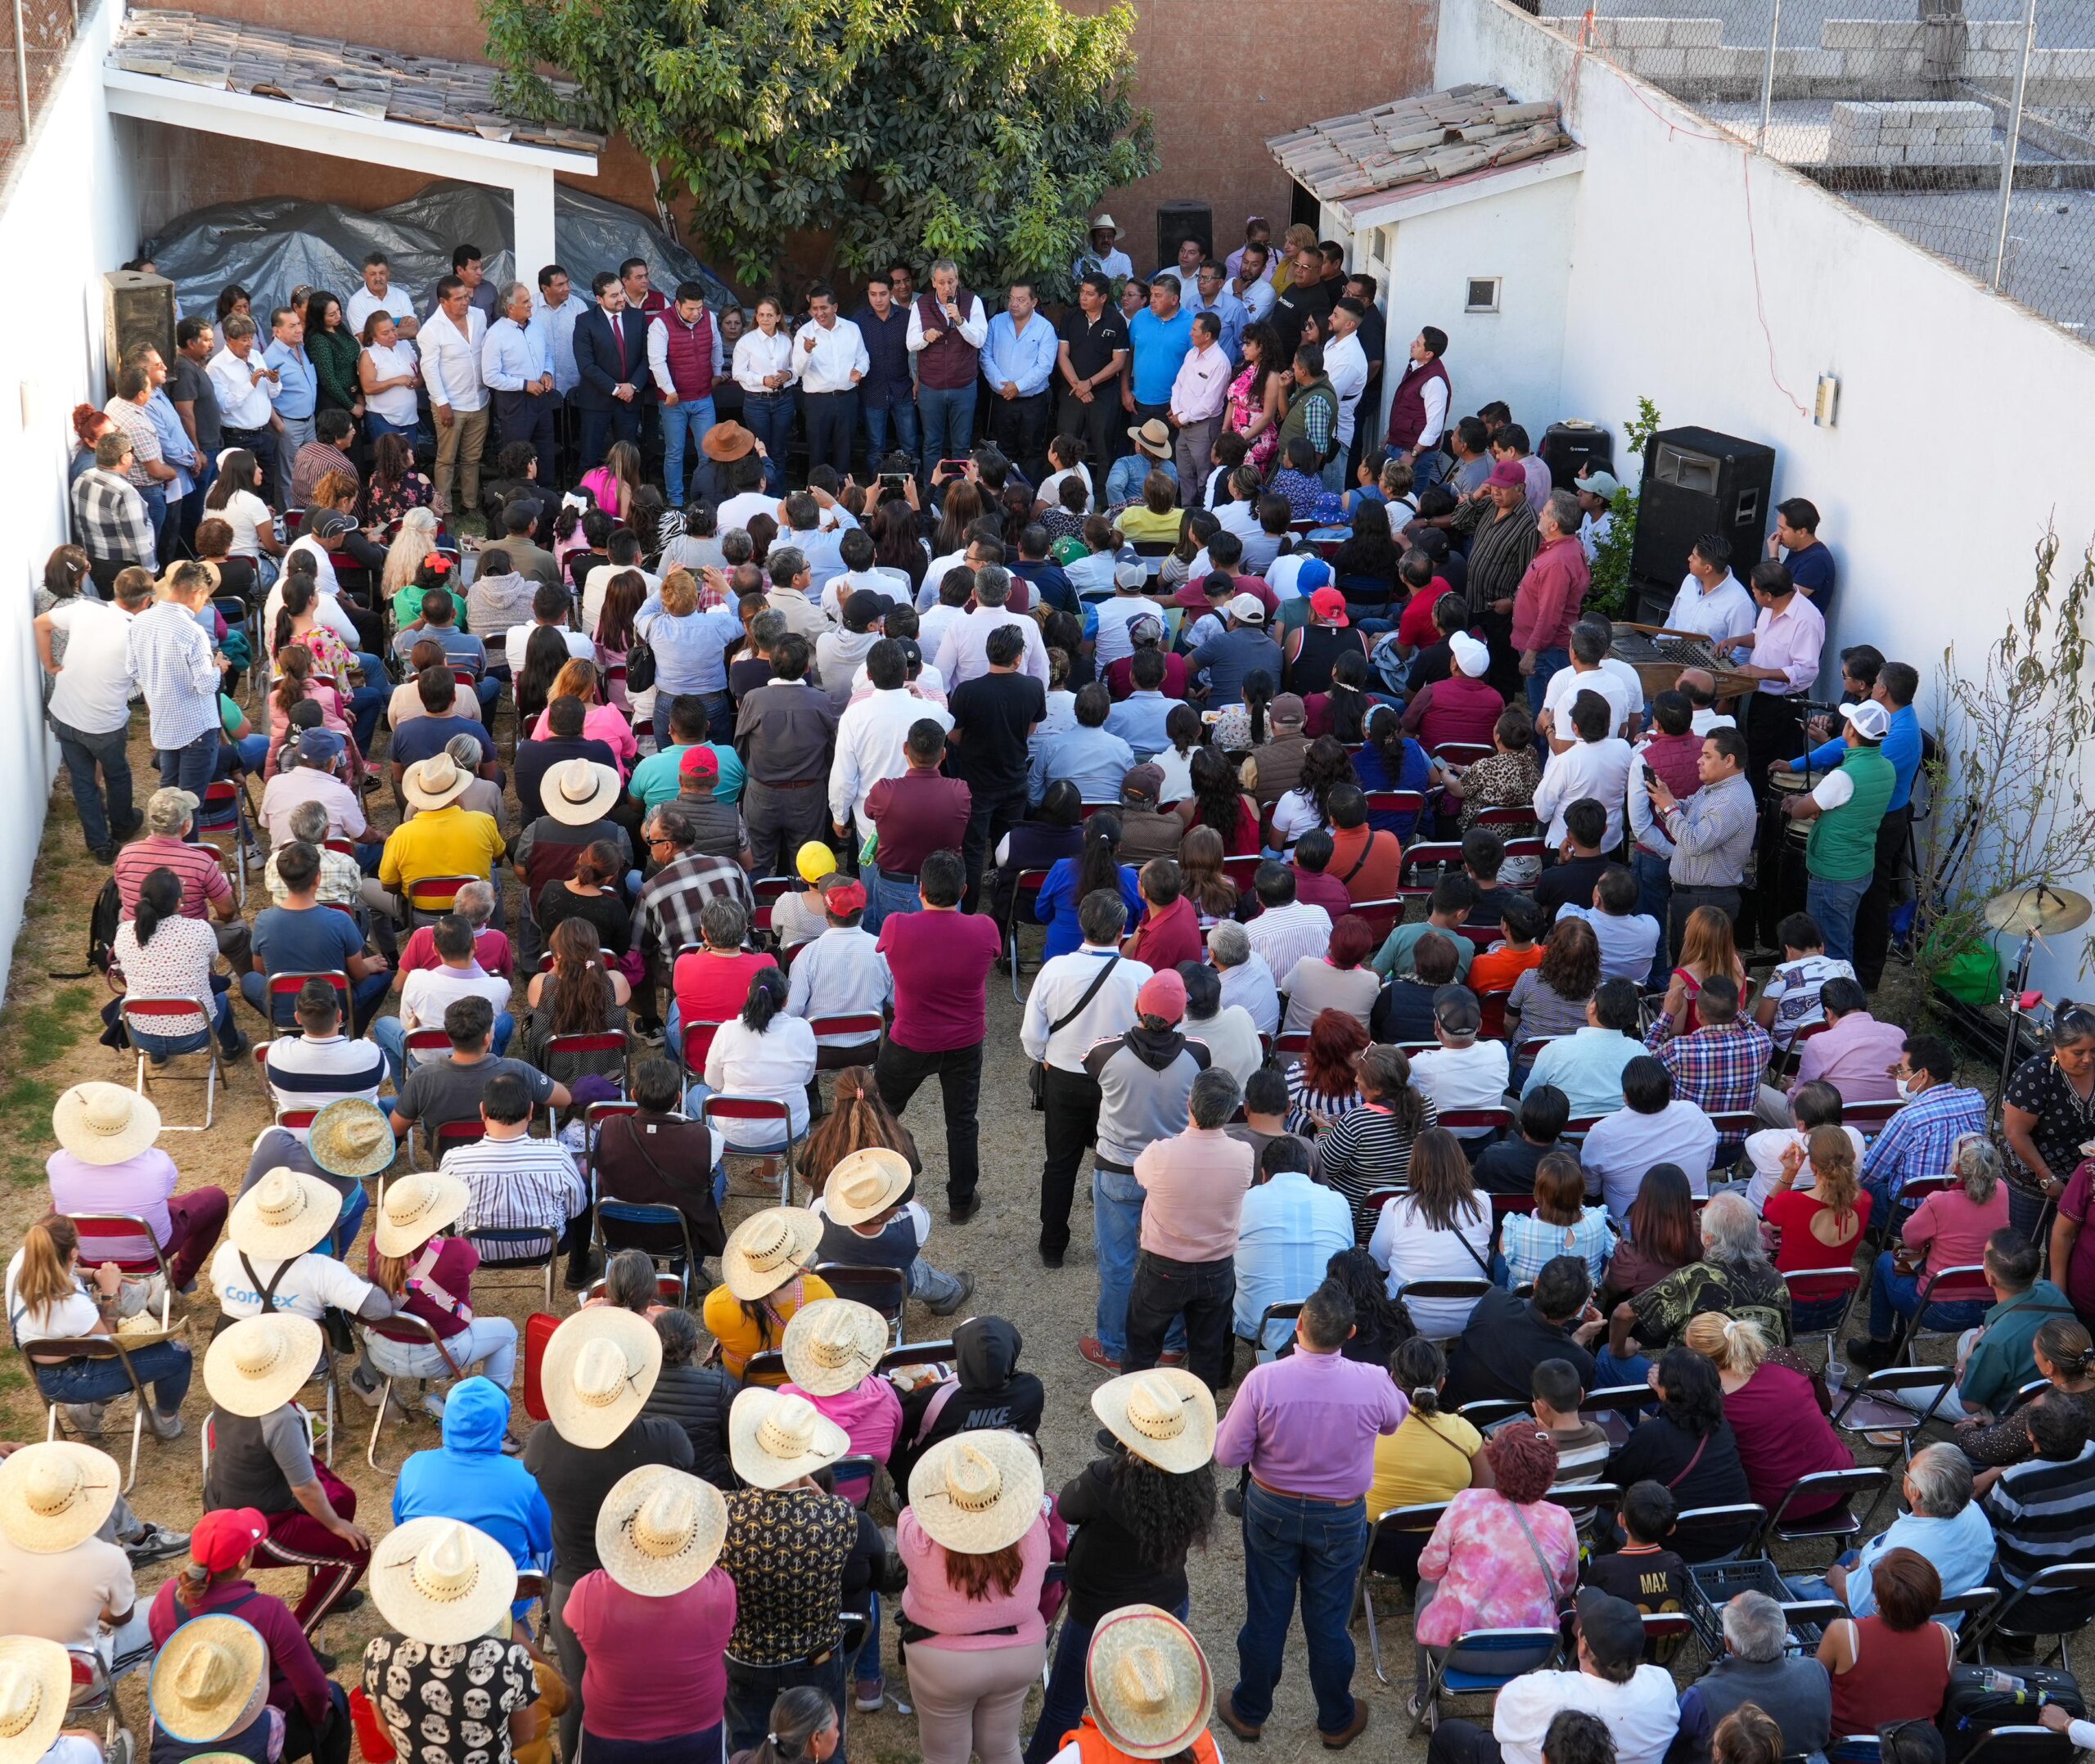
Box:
[1091,1370,1218,1476]
[720,1207,822,1303]
[149,1616,269,1744]
[821,1149,912,1227]
[401,752,475,812]
[1086,1605,1214,1759]
[595,1465,728,1598]
[906,1429,1045,1555]
[0,1638,70,1764]
[204,1315,323,1417]
[0,1442,121,1555]
[543,758,621,827]
[229,1168,342,1261]
[308,1099,396,1180]
[540,1307,661,1448]
[728,1388,849,1491]
[52,1082,160,1165]
[372,1170,470,1259]
[780,1299,888,1398]
[370,1519,518,1645]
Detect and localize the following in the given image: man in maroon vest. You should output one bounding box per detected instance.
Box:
[908,258,988,486]
[647,281,723,509]
[1385,325,1452,493]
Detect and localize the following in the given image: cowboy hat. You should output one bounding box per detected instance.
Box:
[906,1429,1045,1555]
[0,1638,73,1764]
[52,1082,160,1166]
[543,758,621,827]
[372,1170,470,1260]
[780,1299,889,1398]
[540,1307,661,1448]
[148,1616,269,1744]
[1090,214,1120,236]
[1091,1370,1218,1476]
[820,1147,912,1227]
[204,1314,324,1418]
[595,1465,729,1599]
[1085,1605,1214,1759]
[728,1388,850,1491]
[370,1518,519,1645]
[0,1442,121,1555]
[701,422,758,463]
[400,752,475,812]
[308,1098,396,1181]
[720,1207,823,1303]
[1127,419,1172,459]
[229,1168,342,1262]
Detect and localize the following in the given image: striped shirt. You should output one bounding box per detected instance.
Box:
[1317,1096,1441,1240]
[1464,502,1542,612]
[264,1033,387,1123]
[444,1134,586,1239]
[114,835,233,921]
[1982,1440,2095,1588]
[71,467,157,572]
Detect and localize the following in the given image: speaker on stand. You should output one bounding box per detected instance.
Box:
[1628,425,1776,625]
[104,270,177,393]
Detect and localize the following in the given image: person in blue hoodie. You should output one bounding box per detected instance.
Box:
[392,1376,552,1622]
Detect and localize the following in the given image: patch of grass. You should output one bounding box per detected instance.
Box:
[0,983,97,1185]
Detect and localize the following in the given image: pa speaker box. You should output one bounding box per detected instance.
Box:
[105,272,177,393]
[1155,200,1213,272]
[1540,421,1613,491]
[1629,425,1775,611]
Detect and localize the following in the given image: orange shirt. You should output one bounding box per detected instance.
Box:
[1328,824,1403,902]
[1468,943,1544,997]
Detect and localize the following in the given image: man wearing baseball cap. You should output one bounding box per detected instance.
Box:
[1575,467,1622,564]
[1188,592,1281,709]
[1463,458,1542,698]
[672,744,752,866]
[1779,696,1895,966]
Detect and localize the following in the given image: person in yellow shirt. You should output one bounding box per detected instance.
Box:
[701,1205,835,1381]
[371,753,507,920]
[1365,1335,1488,1590]
[1115,469,1187,545]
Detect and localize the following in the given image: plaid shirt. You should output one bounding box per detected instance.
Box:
[264,845,363,907]
[1860,1082,1988,1202]
[103,396,163,488]
[633,850,755,969]
[1653,1019,1773,1147]
[127,599,220,749]
[71,467,157,571]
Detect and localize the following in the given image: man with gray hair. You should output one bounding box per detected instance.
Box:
[264,799,365,908]
[481,279,557,487]
[761,545,835,644]
[1210,919,1279,1037]
[633,800,755,1031]
[1670,1589,1831,1764]
[1784,1440,1994,1621]
[907,257,989,487]
[1511,487,1591,717]
[931,562,1049,690]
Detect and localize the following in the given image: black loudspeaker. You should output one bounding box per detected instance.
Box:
[1155,200,1213,272]
[1540,421,1612,490]
[105,271,177,394]
[1629,425,1775,623]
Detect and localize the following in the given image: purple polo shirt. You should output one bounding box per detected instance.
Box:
[46,1149,182,1254]
[1214,1342,1407,1501]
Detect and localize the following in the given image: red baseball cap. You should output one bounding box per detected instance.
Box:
[823,878,867,916]
[1487,458,1528,489]
[1309,587,1349,626]
[191,1507,268,1573]
[679,746,719,780]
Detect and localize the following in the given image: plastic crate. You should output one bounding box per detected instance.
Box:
[1684,1557,1831,1655]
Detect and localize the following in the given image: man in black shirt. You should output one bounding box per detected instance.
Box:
[945,622,1045,913]
[1534,798,1614,918]
[1055,272,1130,483]
[1443,1255,1604,1406]
[513,693,619,826]
[1272,236,1336,358]
[1472,1083,1569,1195]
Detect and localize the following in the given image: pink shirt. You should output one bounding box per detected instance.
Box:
[1170,340,1233,425]
[1795,1011,1907,1104]
[45,1149,182,1253]
[781,1375,903,1465]
[1903,1184,2010,1277]
[1415,1488,1579,1647]
[529,702,638,775]
[1134,1127,1254,1262]
[1747,593,1825,695]
[898,1508,1050,1649]
[1214,1343,1407,1501]
[562,1565,735,1739]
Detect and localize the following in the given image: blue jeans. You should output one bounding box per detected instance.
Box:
[1632,848,1674,985]
[48,715,135,852]
[34,1340,192,1415]
[363,412,417,443]
[1808,873,1869,965]
[863,390,921,471]
[1232,1482,1369,1735]
[741,391,795,493]
[216,733,270,776]
[348,674,390,759]
[1025,1595,1192,1764]
[242,966,391,1034]
[1593,1347,1655,1388]
[158,727,218,801]
[373,1011,513,1091]
[1410,448,1446,495]
[132,979,246,1059]
[853,1591,882,1690]
[1092,1164,1183,1361]
[1867,1249,1991,1339]
[1525,646,1570,716]
[860,868,921,936]
[917,385,978,483]
[660,395,718,505]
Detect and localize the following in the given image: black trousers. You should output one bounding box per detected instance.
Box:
[1124,1251,1237,1391]
[802,389,860,478]
[281,1681,352,1764]
[875,1034,984,1208]
[1854,800,1913,991]
[1057,383,1120,477]
[493,386,559,489]
[1427,1721,1502,1764]
[1668,883,1742,962]
[223,424,279,506]
[1743,692,1809,945]
[989,389,1052,484]
[960,782,1028,916]
[1038,1064,1103,1258]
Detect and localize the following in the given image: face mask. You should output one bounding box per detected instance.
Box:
[1895,1078,1914,1100]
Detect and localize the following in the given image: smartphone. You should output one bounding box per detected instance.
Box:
[1642,763,1658,785]
[937,459,972,476]
[879,473,908,493]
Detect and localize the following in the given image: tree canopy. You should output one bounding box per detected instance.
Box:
[480,0,1158,295]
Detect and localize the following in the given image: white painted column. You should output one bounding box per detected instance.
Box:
[511,166,559,286]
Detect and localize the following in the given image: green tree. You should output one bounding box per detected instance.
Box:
[1587,395,1660,617]
[480,0,1157,295]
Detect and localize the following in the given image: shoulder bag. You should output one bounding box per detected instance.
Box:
[1029,956,1121,1111]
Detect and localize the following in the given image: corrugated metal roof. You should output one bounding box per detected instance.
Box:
[1268,83,1573,207]
[108,9,605,152]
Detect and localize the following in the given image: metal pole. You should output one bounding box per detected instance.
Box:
[1758,0,1785,152]
[1992,0,2038,290]
[11,0,29,144]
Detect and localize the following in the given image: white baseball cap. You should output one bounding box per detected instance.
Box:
[1840,700,1890,740]
[1228,593,1267,624]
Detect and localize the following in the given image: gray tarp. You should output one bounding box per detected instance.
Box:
[143,178,737,320]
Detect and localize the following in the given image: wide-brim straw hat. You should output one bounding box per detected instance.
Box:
[373,1170,470,1259]
[0,1637,73,1764]
[595,1465,728,1598]
[780,1298,889,1398]
[1128,419,1172,458]
[229,1168,342,1261]
[149,1614,269,1745]
[204,1314,324,1418]
[52,1081,160,1165]
[308,1098,396,1180]
[0,1442,121,1555]
[371,1518,519,1645]
[721,1207,823,1303]
[1091,1369,1218,1476]
[543,758,621,826]
[906,1429,1045,1555]
[728,1388,850,1490]
[1086,1605,1214,1759]
[401,752,474,811]
[821,1147,912,1227]
[540,1307,661,1448]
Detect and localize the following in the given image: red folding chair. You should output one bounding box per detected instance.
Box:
[404,1025,453,1065]
[1399,841,1466,887]
[268,970,351,1031]
[1221,855,1264,893]
[1004,867,1052,1001]
[1349,898,1407,943]
[197,779,257,907]
[1364,790,1426,823]
[425,1117,487,1169]
[1431,744,1495,767]
[120,996,223,1129]
[809,1013,885,1065]
[402,873,480,923]
[701,1096,796,1205]
[323,838,357,857]
[1843,1098,1906,1134]
[1273,1031,1311,1063]
[69,1215,173,1333]
[1438,1107,1513,1140]
[679,1019,725,1082]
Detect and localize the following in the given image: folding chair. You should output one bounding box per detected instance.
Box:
[590,1174,699,1307]
[1889,1262,1991,1365]
[1490,1192,1539,1224]
[1829,1364,1958,1460]
[465,1226,559,1308]
[701,1096,796,1205]
[807,1014,884,1066]
[1398,841,1466,887]
[402,1024,452,1078]
[1958,1732,2073,1764]
[1273,1031,1310,1064]
[1004,868,1052,1001]
[1455,1397,1529,1430]
[1363,790,1425,823]
[198,779,258,906]
[22,1335,158,1492]
[572,1271,685,1310]
[1241,1300,1303,1359]
[1842,1098,1906,1134]
[1547,1481,1623,1533]
[1579,1383,1657,1448]
[1669,1503,1770,1563]
[813,1263,907,1344]
[425,1116,488,1169]
[1966,1564,2095,1669]
[544,1033,632,1123]
[65,1649,124,1752]
[750,876,795,943]
[1437,1107,1512,1141]
[1220,855,1264,893]
[402,873,480,925]
[1431,744,1495,767]
[1412,1627,1560,1733]
[360,1314,466,1472]
[1937,1585,1999,1640]
[1394,1278,1494,1343]
[121,996,223,1129]
[1362,1186,1407,1222]
[1356,1501,1449,1682]
[1782,1264,1863,1358]
[741,1348,786,1387]
[678,1019,726,1084]
[877,1339,954,1379]
[268,970,351,1033]
[70,1216,174,1330]
[1347,897,1407,943]
[1759,1466,1892,1558]
[1514,1036,1566,1069]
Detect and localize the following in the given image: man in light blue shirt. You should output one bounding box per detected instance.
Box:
[1234,1133,1351,1353]
[263,305,318,504]
[1788,1441,1994,1620]
[529,264,583,397]
[1105,650,1176,758]
[1126,281,1195,425]
[1579,1055,1718,1221]
[1521,981,1647,1120]
[482,280,558,489]
[140,354,199,504]
[1557,866,1665,983]
[1186,262,1250,366]
[981,282,1060,484]
[782,488,859,587]
[1028,682,1133,805]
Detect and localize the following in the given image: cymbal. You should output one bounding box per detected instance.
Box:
[1983,884,2093,937]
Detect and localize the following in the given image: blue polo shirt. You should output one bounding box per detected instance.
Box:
[1791,700,1921,810]
[1128,307,1195,407]
[1785,537,1836,609]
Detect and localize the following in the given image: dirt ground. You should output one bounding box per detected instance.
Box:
[0,710,2078,1764]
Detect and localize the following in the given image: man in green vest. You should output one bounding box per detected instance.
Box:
[1782,697,1895,968]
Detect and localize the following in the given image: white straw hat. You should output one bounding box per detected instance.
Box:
[543,758,622,826]
[370,1518,519,1645]
[149,1615,269,1744]
[0,1442,121,1554]
[595,1465,728,1598]
[372,1170,470,1259]
[1085,1605,1214,1758]
[51,1082,160,1165]
[228,1168,343,1261]
[728,1388,849,1490]
[780,1299,889,1398]
[1090,1370,1218,1476]
[906,1429,1045,1555]
[720,1207,822,1303]
[0,1638,72,1764]
[540,1307,661,1448]
[400,752,475,812]
[204,1314,323,1418]
[821,1148,912,1226]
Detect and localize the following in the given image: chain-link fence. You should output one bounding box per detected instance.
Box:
[1536,0,2095,338]
[0,0,89,177]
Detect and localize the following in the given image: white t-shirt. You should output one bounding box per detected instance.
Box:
[715,490,778,533]
[1490,1664,1681,1764]
[1811,767,1857,811]
[400,965,512,1034]
[583,564,662,634]
[1408,1042,1513,1129]
[1091,596,1159,668]
[44,599,137,732]
[1037,465,1093,513]
[210,1240,377,1322]
[345,283,418,338]
[4,1249,100,1343]
[1367,1195,1491,1335]
[503,623,596,674]
[1270,788,1324,849]
[1543,663,1635,738]
[215,487,275,559]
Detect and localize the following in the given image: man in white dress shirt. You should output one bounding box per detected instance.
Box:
[1074,213,1135,286]
[1663,535,1757,646]
[931,565,1048,690]
[1229,242,1277,322]
[207,315,280,495]
[1169,313,1234,506]
[1539,622,1638,749]
[796,286,871,479]
[482,281,557,489]
[828,638,951,837]
[1322,299,1372,467]
[344,251,419,341]
[1532,690,1636,851]
[418,274,489,518]
[907,260,989,491]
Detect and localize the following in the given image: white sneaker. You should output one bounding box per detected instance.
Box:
[61,1402,106,1437]
[146,1407,184,1441]
[420,1392,448,1422]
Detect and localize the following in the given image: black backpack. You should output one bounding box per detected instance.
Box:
[56,877,123,981]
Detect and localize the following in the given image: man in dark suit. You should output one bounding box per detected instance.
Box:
[571,270,654,472]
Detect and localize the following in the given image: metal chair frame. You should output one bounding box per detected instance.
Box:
[1355,1501,1450,1683]
[360,1313,466,1471]
[23,1335,155,1492]
[1004,868,1052,1001]
[701,1095,797,1206]
[1412,1626,1561,1734]
[121,994,224,1129]
[464,1226,559,1308]
[812,1262,908,1344]
[1759,1466,1893,1559]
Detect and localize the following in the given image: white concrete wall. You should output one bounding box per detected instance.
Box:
[1436,0,2095,990]
[0,0,142,995]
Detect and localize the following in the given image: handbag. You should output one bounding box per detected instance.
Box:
[624,629,657,695]
[1028,955,1121,1110]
